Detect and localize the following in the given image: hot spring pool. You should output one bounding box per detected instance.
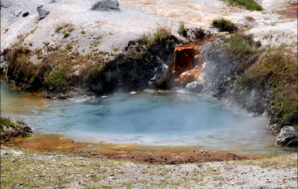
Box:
[1,81,278,152]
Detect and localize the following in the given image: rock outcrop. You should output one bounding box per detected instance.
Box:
[91,0,120,11]
[186,81,203,93]
[172,45,203,85]
[0,121,33,143]
[86,35,179,94]
[37,5,50,20]
[275,126,298,147]
[181,27,205,41]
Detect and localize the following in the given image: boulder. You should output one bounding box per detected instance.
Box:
[275,126,298,147]
[91,0,120,11]
[186,81,203,93]
[37,5,50,20]
[22,12,29,17]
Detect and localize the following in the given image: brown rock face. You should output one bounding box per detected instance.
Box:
[172,44,203,85]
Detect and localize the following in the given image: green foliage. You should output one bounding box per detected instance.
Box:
[220,33,260,62]
[5,47,49,87]
[0,117,16,131]
[45,68,67,91]
[221,0,262,11]
[178,21,185,35]
[212,19,238,32]
[5,47,31,81]
[153,28,171,42]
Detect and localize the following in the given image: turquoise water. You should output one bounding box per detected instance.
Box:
[1,82,277,152]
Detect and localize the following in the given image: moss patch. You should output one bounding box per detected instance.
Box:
[0,117,16,131]
[45,68,67,91]
[212,19,238,32]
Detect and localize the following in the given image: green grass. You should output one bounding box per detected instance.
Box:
[142,27,171,48]
[178,21,185,35]
[221,33,259,58]
[5,47,49,88]
[221,0,262,11]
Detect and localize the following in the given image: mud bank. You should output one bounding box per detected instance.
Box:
[7,134,262,164]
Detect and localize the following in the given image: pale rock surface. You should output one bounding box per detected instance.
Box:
[275,126,298,146]
[186,81,204,93]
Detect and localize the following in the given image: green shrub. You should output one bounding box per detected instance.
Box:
[5,47,49,87]
[153,28,171,42]
[45,68,67,91]
[212,19,238,32]
[178,21,185,35]
[142,27,171,48]
[0,117,16,130]
[221,0,262,11]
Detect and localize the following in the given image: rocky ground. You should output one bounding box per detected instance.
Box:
[1,146,297,189]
